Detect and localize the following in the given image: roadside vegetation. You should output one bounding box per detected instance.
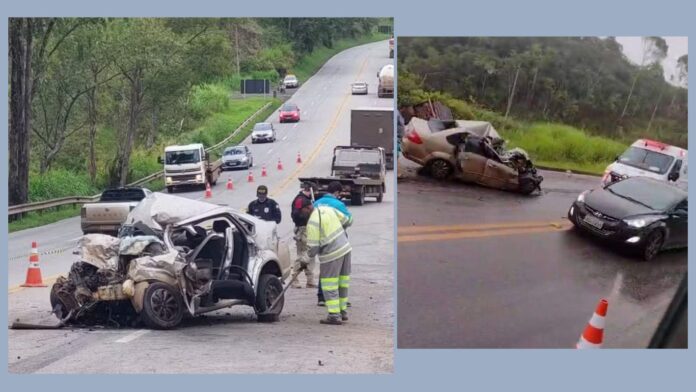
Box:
[398,37,687,174]
[9,17,391,232]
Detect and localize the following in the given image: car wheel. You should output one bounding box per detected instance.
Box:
[429,159,453,180]
[166,186,174,193]
[642,230,665,261]
[351,188,365,206]
[140,282,184,329]
[256,274,284,322]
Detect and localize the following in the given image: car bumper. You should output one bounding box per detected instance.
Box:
[81,222,121,234]
[252,135,274,142]
[352,89,368,94]
[568,202,650,247]
[222,161,249,168]
[280,116,299,122]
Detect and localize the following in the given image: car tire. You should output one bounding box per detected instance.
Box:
[642,230,665,261]
[140,282,184,330]
[428,159,453,180]
[518,174,538,195]
[166,186,174,193]
[351,188,365,206]
[256,274,284,323]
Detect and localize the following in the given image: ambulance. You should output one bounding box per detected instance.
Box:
[602,139,687,190]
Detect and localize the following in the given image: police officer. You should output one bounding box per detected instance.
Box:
[247,185,281,223]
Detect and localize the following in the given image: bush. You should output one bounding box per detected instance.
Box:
[189,83,230,118]
[28,169,100,202]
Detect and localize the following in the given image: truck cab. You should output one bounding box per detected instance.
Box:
[160,143,221,193]
[602,139,688,190]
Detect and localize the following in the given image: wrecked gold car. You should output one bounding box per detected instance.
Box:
[50,193,292,329]
[402,118,543,194]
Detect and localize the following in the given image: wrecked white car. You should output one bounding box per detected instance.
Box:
[50,193,292,329]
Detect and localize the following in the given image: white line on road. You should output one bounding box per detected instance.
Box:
[267,148,273,154]
[282,136,288,140]
[115,329,150,344]
[293,124,298,129]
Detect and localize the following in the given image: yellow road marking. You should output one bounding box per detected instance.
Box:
[398,221,572,243]
[8,274,62,294]
[398,220,570,234]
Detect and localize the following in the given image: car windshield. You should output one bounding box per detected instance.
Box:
[224,147,244,156]
[353,82,366,87]
[285,75,296,81]
[281,104,297,111]
[253,123,272,131]
[618,147,675,174]
[165,150,200,165]
[607,178,685,211]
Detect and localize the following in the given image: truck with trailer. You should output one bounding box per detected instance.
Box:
[158,143,222,193]
[299,146,386,206]
[351,107,395,170]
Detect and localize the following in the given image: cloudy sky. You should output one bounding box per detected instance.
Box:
[615,36,688,86]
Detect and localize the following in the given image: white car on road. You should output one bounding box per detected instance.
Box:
[602,139,688,190]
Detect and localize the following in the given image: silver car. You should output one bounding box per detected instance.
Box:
[283,74,299,88]
[351,81,368,95]
[251,122,276,143]
[50,193,292,329]
[222,145,253,170]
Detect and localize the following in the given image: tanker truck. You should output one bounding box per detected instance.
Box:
[377,64,394,98]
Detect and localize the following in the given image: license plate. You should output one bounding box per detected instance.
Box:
[583,214,604,229]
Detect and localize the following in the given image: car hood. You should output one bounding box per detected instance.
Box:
[280,111,297,115]
[252,130,272,134]
[222,153,247,160]
[584,188,656,219]
[124,193,223,230]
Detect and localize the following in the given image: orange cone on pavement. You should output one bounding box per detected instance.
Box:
[277,158,283,170]
[226,178,234,190]
[247,171,254,183]
[576,298,608,349]
[204,182,212,198]
[262,165,267,177]
[21,242,47,287]
[296,152,302,163]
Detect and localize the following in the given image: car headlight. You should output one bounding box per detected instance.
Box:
[241,157,248,161]
[195,174,202,181]
[577,191,588,203]
[166,177,172,184]
[624,216,660,228]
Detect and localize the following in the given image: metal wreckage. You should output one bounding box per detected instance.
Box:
[23,193,292,330]
[399,101,544,194]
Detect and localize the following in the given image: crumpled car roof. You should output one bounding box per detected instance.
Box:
[123,193,226,230]
[410,117,502,140]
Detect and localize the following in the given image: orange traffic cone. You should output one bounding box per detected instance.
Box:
[247,171,254,183]
[204,182,212,198]
[277,158,283,171]
[296,152,302,163]
[576,298,608,349]
[21,242,47,287]
[226,178,234,190]
[262,165,267,177]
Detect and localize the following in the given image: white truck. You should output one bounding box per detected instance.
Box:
[602,139,688,190]
[158,143,222,193]
[377,64,394,98]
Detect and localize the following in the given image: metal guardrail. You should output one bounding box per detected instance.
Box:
[8,101,274,218]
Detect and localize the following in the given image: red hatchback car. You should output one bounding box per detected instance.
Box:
[279,102,300,123]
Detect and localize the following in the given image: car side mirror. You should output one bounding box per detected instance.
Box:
[157,156,164,164]
[668,172,679,181]
[673,208,688,217]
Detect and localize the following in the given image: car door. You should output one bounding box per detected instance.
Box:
[480,159,516,189]
[457,149,486,183]
[666,199,688,248]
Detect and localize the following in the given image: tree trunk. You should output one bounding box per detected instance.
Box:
[114,68,143,186]
[9,18,33,208]
[504,66,520,119]
[619,71,639,121]
[480,74,488,97]
[87,75,98,183]
[235,24,241,77]
[527,68,539,107]
[146,105,158,148]
[647,91,664,133]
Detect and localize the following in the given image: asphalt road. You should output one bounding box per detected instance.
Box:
[397,159,687,348]
[7,40,394,373]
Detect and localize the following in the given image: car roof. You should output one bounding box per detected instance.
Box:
[224,145,245,151]
[165,143,203,152]
[282,102,298,108]
[285,74,297,78]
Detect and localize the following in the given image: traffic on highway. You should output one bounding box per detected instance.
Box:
[8,35,395,373]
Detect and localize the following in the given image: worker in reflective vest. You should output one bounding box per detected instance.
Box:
[306,204,352,325]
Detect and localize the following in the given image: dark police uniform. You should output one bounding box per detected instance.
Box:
[247,186,282,223]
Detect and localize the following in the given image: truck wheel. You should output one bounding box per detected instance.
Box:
[377,185,384,202]
[256,274,283,323]
[166,186,174,193]
[140,282,184,329]
[351,189,365,206]
[429,159,453,180]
